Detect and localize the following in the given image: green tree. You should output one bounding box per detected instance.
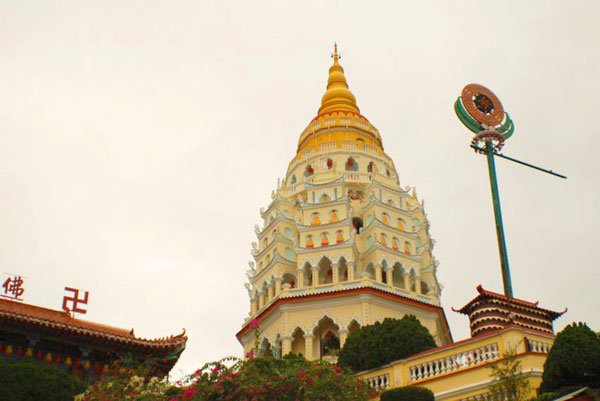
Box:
[488,344,530,401]
[338,315,437,373]
[380,386,434,401]
[540,322,600,393]
[0,357,86,401]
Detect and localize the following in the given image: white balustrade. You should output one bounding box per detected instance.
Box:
[319,142,337,152]
[344,172,372,183]
[302,147,315,158]
[409,343,499,382]
[285,183,305,196]
[342,141,358,150]
[365,373,390,391]
[362,144,377,154]
[528,340,550,353]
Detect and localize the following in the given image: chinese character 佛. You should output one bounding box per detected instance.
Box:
[1,274,26,301]
[62,287,89,315]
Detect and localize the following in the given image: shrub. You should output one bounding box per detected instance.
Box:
[0,357,86,401]
[540,322,600,392]
[338,315,437,372]
[76,354,369,401]
[380,386,434,401]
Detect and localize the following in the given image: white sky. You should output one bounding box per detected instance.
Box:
[1,1,598,379]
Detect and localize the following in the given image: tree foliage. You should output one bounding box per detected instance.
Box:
[338,315,437,372]
[380,386,434,401]
[488,344,531,401]
[76,354,369,401]
[540,322,600,393]
[0,357,86,401]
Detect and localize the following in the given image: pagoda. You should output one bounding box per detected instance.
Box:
[236,45,452,360]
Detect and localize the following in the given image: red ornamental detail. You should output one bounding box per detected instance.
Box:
[1,274,25,301]
[36,350,43,360]
[62,287,89,315]
[306,166,314,174]
[348,159,354,166]
[353,220,359,228]
[327,159,333,168]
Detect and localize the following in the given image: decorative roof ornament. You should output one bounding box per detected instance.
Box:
[455,83,514,152]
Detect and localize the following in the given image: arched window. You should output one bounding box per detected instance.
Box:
[311,212,321,226]
[282,210,291,218]
[366,235,373,249]
[404,241,412,255]
[382,213,390,225]
[421,280,430,295]
[320,232,330,247]
[412,218,420,232]
[416,237,422,247]
[367,161,374,173]
[321,193,330,203]
[329,209,339,223]
[263,237,268,248]
[336,230,344,244]
[380,233,388,247]
[306,235,314,248]
[285,247,294,260]
[387,198,395,207]
[366,214,374,225]
[345,157,358,171]
[266,254,271,264]
[304,165,314,177]
[397,218,406,231]
[259,261,263,270]
[284,227,293,239]
[290,175,297,184]
[392,237,399,251]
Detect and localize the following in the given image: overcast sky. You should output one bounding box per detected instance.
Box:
[1,1,598,378]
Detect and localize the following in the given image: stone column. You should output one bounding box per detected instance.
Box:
[304,333,314,360]
[404,272,412,291]
[282,336,293,355]
[259,290,266,309]
[375,264,383,283]
[339,329,349,347]
[332,263,340,284]
[415,275,422,294]
[311,266,319,287]
[348,261,355,281]
[275,276,282,295]
[297,268,305,288]
[267,283,274,301]
[385,266,393,287]
[251,296,258,315]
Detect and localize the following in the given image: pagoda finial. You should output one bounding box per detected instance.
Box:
[332,42,340,62]
[319,43,359,115]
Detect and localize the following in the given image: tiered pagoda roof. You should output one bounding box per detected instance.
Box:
[453,285,566,336]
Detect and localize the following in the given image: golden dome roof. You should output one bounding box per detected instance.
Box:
[318,44,360,115]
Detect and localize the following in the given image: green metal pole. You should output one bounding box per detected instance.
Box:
[485,140,514,298]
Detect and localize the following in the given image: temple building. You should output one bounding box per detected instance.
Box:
[0,298,186,384]
[236,46,566,400]
[236,45,452,360]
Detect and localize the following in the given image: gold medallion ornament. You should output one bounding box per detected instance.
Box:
[461,84,505,126]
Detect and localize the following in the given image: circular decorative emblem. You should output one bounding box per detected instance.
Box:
[461,84,504,126]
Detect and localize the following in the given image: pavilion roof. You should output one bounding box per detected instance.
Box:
[0,298,187,351]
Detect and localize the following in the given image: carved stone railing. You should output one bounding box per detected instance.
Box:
[409,343,499,382]
[365,372,390,391]
[527,339,551,353]
[344,172,372,183]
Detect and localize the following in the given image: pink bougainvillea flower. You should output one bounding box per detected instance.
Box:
[296,370,307,379]
[211,364,222,373]
[245,349,254,359]
[182,388,198,399]
[249,319,259,329]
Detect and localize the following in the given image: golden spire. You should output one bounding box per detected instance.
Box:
[318,43,360,115]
